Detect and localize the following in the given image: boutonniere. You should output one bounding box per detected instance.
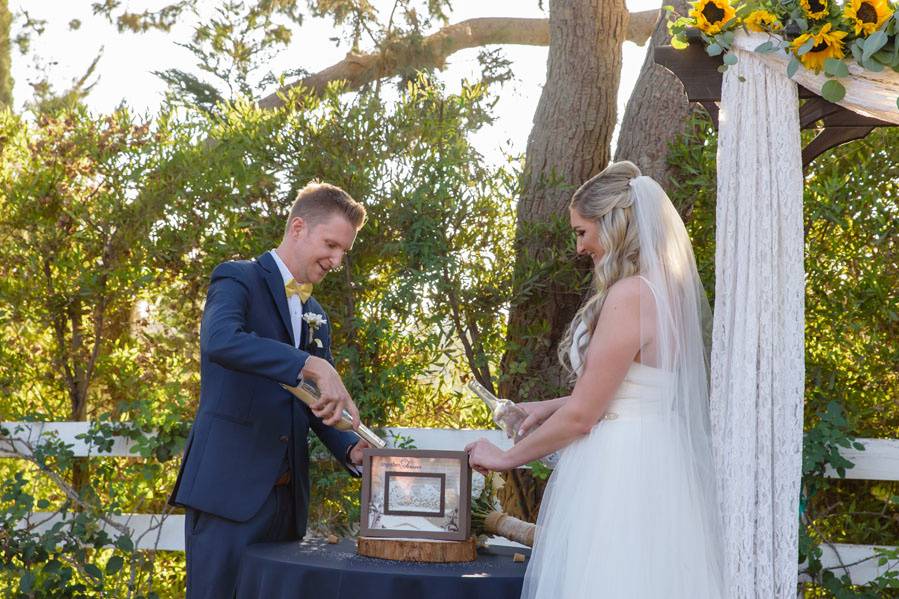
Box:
[302,312,326,348]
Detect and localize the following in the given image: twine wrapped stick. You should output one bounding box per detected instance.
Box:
[471,474,536,547]
[482,511,536,547]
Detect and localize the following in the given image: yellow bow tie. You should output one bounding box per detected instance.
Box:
[285,279,313,303]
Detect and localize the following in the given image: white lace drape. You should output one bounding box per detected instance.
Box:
[711,44,806,598]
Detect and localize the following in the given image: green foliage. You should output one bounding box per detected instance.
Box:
[0,424,167,598]
[176,0,303,97]
[0,0,11,109]
[0,54,514,593]
[668,111,899,595]
[0,1,515,595]
[92,0,198,34]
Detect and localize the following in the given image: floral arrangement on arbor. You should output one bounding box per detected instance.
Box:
[669,0,899,103]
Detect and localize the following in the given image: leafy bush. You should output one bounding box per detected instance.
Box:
[0,75,513,596]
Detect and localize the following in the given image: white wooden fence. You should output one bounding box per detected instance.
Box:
[2,422,897,586]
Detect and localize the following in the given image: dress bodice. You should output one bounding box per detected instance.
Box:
[605,362,674,419]
[569,320,674,420]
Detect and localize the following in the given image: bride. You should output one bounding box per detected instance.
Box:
[466,161,726,598]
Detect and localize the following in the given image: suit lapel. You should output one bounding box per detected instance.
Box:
[299,312,308,351]
[256,252,296,347]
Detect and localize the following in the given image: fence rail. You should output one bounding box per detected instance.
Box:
[3,421,897,585]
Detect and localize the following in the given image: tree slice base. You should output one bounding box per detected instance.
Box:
[356,536,477,563]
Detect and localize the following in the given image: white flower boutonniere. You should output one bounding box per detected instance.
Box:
[302,312,326,348]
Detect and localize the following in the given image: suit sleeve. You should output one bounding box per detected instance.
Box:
[309,412,360,477]
[200,262,310,385]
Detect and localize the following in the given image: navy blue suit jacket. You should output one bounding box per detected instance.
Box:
[170,251,358,533]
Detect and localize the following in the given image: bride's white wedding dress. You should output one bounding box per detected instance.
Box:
[520,356,725,598]
[519,175,726,598]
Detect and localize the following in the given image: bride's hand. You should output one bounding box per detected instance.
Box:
[517,400,561,438]
[465,438,511,474]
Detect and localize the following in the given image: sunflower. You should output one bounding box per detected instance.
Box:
[844,0,894,36]
[743,9,782,32]
[800,0,829,19]
[791,23,849,72]
[690,0,737,35]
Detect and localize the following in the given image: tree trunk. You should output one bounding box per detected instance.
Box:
[498,0,628,521]
[68,299,92,500]
[0,0,12,109]
[70,396,91,502]
[614,1,694,202]
[500,0,626,403]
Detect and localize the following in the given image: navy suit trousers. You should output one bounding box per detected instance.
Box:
[185,479,297,599]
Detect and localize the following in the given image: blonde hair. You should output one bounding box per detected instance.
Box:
[284,181,367,237]
[558,160,643,376]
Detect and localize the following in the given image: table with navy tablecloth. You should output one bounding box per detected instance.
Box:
[235,538,530,599]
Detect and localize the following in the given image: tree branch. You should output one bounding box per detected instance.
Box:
[259,11,659,109]
[2,432,132,537]
[442,266,490,389]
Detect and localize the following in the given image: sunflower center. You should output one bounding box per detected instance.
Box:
[808,0,826,13]
[811,41,830,52]
[702,2,726,23]
[857,2,877,23]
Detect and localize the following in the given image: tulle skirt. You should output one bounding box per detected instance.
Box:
[520,406,725,599]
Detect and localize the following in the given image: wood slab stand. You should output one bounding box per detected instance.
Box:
[357,536,477,563]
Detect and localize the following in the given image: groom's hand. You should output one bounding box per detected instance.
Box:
[300,356,360,429]
[349,440,371,465]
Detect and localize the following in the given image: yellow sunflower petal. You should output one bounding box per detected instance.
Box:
[791,22,848,73]
[690,0,736,34]
[800,0,830,19]
[845,0,894,36]
[744,10,781,32]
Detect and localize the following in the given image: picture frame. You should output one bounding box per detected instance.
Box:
[360,449,472,541]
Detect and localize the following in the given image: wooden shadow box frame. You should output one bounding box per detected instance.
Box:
[360,448,472,541]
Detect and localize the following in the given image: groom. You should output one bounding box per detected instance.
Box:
[169,182,369,598]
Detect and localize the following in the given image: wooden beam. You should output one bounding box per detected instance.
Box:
[803,126,875,168]
[654,44,723,103]
[823,438,899,481]
[19,510,896,585]
[803,543,899,586]
[0,422,511,458]
[800,97,846,129]
[800,97,893,130]
[18,512,185,551]
[654,43,818,102]
[654,42,899,119]
[700,101,719,128]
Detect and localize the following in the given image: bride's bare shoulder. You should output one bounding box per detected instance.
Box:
[605,275,654,305]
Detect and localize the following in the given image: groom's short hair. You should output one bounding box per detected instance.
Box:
[285,182,366,236]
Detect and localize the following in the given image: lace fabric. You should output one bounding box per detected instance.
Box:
[713,45,806,598]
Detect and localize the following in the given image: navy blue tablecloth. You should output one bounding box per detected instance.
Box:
[235,538,529,599]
